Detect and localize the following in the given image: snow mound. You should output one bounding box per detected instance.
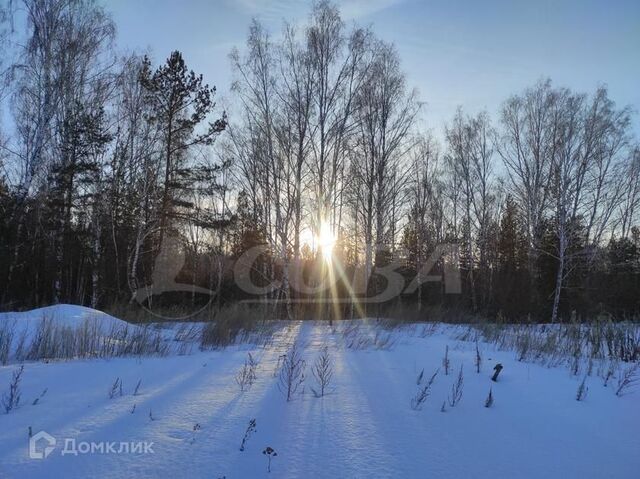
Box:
[0,304,171,362]
[0,304,129,331]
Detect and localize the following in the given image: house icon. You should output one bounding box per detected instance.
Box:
[29,430,56,459]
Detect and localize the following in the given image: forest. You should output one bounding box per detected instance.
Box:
[0,0,639,322]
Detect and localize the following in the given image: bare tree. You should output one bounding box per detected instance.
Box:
[404,133,443,309]
[547,86,631,322]
[3,0,115,303]
[498,80,557,305]
[618,147,640,238]
[351,40,419,299]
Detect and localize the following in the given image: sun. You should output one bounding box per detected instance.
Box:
[317,221,336,262]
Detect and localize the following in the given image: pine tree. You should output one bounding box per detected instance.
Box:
[496,195,529,315]
[48,102,112,303]
[498,196,527,271]
[139,51,227,249]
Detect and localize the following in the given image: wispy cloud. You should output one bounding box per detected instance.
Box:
[226,0,406,23]
[339,0,406,20]
[225,0,306,23]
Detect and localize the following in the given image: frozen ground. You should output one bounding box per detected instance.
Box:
[0,307,638,478]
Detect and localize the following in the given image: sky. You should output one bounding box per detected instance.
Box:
[107,0,640,139]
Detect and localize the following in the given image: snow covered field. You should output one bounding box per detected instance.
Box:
[0,307,638,478]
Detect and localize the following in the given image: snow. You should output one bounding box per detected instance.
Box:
[0,304,127,328]
[0,304,132,345]
[0,311,638,478]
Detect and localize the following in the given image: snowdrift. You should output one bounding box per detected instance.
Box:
[0,305,168,362]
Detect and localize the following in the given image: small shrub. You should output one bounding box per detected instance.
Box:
[311,346,333,398]
[273,354,286,377]
[571,350,580,376]
[236,353,258,392]
[576,376,588,401]
[278,343,305,402]
[448,365,464,407]
[615,363,639,397]
[443,345,450,375]
[603,361,616,387]
[411,369,438,410]
[239,418,257,451]
[2,365,24,413]
[475,340,482,374]
[0,320,16,365]
[109,378,122,399]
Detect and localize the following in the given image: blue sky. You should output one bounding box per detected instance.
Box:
[107,0,640,136]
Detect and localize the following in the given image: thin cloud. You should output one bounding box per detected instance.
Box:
[227,0,406,23]
[339,0,406,20]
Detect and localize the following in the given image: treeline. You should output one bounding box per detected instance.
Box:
[0,0,639,321]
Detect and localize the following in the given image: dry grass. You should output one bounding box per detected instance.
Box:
[1,314,169,363]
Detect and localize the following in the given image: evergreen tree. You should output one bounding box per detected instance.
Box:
[139,51,227,249]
